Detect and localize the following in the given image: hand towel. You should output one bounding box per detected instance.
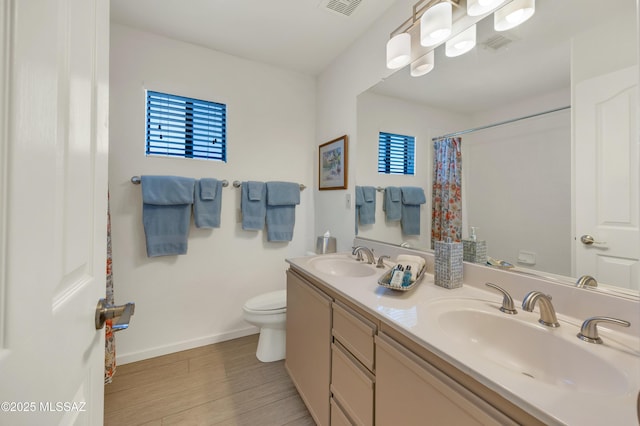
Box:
[194,178,222,228]
[357,186,376,225]
[355,186,365,207]
[266,181,300,242]
[400,186,426,236]
[141,175,195,257]
[241,181,266,230]
[248,181,264,201]
[383,186,402,221]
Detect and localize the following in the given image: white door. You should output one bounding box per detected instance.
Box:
[574,66,639,290]
[0,0,109,425]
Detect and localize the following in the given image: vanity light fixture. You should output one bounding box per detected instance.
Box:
[386,33,412,69]
[411,51,435,76]
[445,24,476,57]
[385,0,538,77]
[494,0,535,31]
[467,0,507,17]
[420,2,453,46]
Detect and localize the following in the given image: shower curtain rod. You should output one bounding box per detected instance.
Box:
[431,105,571,141]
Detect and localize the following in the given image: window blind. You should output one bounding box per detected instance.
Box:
[145,91,227,162]
[378,131,415,175]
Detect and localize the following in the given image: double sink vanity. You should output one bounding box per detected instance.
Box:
[284,243,640,425]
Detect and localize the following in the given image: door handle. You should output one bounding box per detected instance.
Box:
[95,298,135,331]
[580,234,606,246]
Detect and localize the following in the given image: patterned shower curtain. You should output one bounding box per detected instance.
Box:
[431,137,463,248]
[105,193,116,384]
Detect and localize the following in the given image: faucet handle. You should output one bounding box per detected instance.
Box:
[376,255,390,268]
[485,282,517,315]
[577,316,631,344]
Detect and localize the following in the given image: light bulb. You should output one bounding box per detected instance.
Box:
[386,33,411,69]
[420,2,452,47]
[494,0,535,31]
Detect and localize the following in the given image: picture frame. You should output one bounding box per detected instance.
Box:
[319,135,348,190]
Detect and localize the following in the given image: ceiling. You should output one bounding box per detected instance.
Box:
[110,0,398,76]
[110,0,635,112]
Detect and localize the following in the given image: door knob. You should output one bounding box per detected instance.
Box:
[95,298,135,331]
[580,234,606,246]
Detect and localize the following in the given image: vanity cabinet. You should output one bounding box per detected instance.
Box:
[375,333,517,426]
[285,270,332,426]
[286,266,544,426]
[330,302,377,425]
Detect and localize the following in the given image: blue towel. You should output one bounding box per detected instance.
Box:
[357,186,376,225]
[248,181,264,201]
[194,178,222,228]
[400,186,426,235]
[241,181,266,230]
[266,181,300,242]
[141,175,195,257]
[383,187,402,221]
[355,186,365,207]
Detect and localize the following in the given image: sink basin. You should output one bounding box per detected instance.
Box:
[428,300,630,395]
[308,256,377,277]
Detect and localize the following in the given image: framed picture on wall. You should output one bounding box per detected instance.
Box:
[319,135,348,190]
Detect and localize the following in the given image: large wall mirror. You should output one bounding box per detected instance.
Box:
[356,0,638,297]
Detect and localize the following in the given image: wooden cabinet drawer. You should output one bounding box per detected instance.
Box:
[332,302,376,371]
[330,342,374,426]
[331,398,354,426]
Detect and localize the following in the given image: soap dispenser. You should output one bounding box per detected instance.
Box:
[462,226,487,264]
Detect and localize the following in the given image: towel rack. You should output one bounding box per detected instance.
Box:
[232,180,306,191]
[376,186,385,192]
[130,176,229,187]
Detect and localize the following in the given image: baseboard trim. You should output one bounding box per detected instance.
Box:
[115,326,259,365]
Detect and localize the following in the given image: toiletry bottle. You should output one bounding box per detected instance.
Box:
[402,265,412,287]
[390,265,404,287]
[463,226,487,264]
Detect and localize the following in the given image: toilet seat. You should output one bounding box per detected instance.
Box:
[244,289,286,312]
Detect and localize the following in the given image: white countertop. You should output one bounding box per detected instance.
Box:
[287,253,640,426]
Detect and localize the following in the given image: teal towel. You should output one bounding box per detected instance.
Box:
[141,175,195,257]
[383,186,402,221]
[266,181,300,242]
[357,186,376,225]
[194,178,222,229]
[400,186,426,235]
[241,181,266,230]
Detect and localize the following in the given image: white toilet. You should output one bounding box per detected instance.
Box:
[242,289,287,362]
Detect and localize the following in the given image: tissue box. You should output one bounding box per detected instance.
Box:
[462,240,487,264]
[315,236,336,254]
[434,240,463,289]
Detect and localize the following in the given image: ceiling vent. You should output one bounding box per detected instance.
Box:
[320,0,363,17]
[479,33,519,51]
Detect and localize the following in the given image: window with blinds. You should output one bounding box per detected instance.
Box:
[378,131,415,175]
[145,90,227,162]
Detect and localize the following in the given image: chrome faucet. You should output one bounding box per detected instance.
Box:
[576,275,598,288]
[485,283,517,314]
[376,255,390,268]
[522,291,560,327]
[352,246,375,264]
[577,316,630,344]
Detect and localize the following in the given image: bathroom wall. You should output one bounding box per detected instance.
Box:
[109,23,316,363]
[315,0,413,251]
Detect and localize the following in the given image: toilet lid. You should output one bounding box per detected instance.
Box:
[244,289,286,311]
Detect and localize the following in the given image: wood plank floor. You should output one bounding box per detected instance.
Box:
[104,334,314,426]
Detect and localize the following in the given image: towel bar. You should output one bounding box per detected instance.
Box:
[232,180,306,191]
[131,176,229,187]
